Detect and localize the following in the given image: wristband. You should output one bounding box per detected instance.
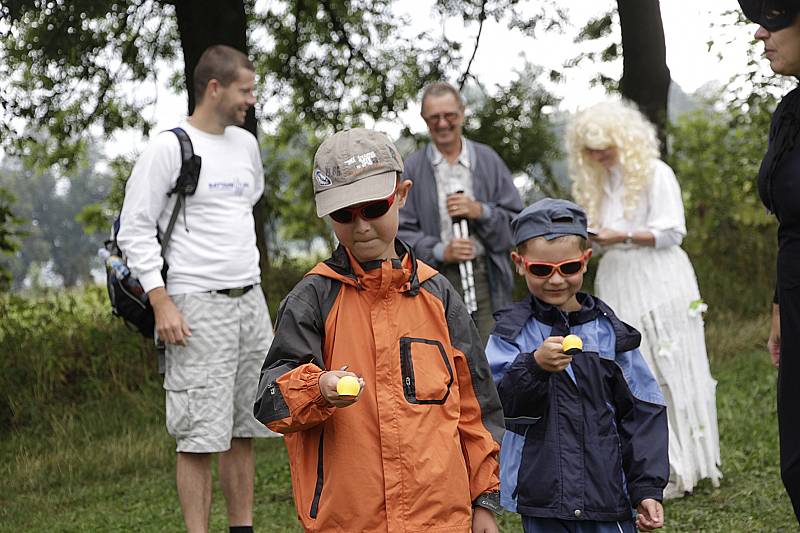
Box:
[473,492,502,514]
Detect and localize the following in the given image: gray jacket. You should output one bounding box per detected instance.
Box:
[399,139,523,312]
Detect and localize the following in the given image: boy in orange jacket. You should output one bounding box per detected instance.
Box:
[254,128,504,533]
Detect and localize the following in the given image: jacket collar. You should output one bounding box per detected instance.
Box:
[313,239,424,296]
[428,137,472,169]
[491,292,641,352]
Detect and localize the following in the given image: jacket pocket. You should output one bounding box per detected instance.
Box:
[584,435,627,511]
[309,429,325,519]
[399,337,454,404]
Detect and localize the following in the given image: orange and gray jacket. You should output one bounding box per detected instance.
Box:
[254,240,504,533]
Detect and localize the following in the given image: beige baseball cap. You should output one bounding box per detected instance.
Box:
[312,128,404,217]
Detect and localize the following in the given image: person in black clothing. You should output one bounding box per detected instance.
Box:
[739,0,800,522]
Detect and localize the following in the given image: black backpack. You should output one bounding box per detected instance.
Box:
[102,127,201,338]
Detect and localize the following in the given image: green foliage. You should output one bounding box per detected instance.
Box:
[260,113,333,257]
[254,0,453,129]
[575,13,614,42]
[434,0,568,37]
[0,254,314,433]
[0,286,156,431]
[465,64,563,197]
[0,187,23,292]
[564,8,620,92]
[0,0,179,170]
[75,153,136,235]
[668,96,778,316]
[0,152,111,288]
[262,255,322,319]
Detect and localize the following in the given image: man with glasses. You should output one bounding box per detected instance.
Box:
[399,82,523,341]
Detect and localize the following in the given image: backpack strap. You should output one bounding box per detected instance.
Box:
[160,127,202,256]
[167,127,202,197]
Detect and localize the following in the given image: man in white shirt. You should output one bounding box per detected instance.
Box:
[117,45,273,533]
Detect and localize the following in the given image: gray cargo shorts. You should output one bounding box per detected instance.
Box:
[164,286,278,453]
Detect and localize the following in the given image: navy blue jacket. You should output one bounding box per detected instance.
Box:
[486,293,668,521]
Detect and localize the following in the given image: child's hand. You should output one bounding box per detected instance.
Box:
[471,506,499,533]
[533,336,572,372]
[636,498,664,531]
[319,367,366,408]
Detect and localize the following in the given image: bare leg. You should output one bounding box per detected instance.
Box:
[219,437,254,526]
[176,452,213,533]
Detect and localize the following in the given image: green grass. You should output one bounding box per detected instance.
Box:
[1,315,796,532]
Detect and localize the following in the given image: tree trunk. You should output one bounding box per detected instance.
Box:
[617,0,671,156]
[171,0,271,281]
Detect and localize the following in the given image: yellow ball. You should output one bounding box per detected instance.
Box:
[336,375,361,397]
[562,334,583,355]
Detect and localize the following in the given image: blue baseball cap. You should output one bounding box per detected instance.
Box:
[511,198,589,246]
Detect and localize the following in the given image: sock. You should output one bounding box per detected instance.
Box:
[230,527,253,533]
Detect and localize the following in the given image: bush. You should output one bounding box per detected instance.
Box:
[0,286,157,431]
[0,256,318,433]
[669,97,779,317]
[262,255,322,319]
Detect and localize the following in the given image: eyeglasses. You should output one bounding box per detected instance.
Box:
[422,111,461,125]
[519,251,591,279]
[329,189,397,224]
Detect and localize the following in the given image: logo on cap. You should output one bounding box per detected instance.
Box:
[314,169,332,187]
[343,151,378,169]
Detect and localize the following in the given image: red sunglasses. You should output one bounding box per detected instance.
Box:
[329,188,397,224]
[519,250,591,279]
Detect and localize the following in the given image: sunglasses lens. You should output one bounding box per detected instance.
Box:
[529,264,554,277]
[330,209,354,224]
[560,261,583,276]
[361,199,391,220]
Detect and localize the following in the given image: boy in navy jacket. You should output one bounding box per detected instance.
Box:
[486,198,668,532]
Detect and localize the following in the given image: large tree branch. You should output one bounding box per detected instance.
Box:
[458,0,487,91]
[318,0,389,116]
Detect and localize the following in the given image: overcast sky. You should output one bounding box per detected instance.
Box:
[107,0,758,158]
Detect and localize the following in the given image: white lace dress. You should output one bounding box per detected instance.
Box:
[593,160,722,498]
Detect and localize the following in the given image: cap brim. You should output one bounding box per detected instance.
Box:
[315,170,397,217]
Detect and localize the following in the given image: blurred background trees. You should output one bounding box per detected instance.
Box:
[0,0,785,318]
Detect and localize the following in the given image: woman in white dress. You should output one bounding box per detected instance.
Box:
[566,100,722,498]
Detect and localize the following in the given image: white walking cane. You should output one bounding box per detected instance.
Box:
[450,189,478,314]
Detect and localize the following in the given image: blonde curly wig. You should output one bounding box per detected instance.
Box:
[566,100,659,224]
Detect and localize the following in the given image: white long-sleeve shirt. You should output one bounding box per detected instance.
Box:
[117,121,264,295]
[598,159,686,249]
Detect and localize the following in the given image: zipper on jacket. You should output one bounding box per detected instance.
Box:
[400,343,416,400]
[309,429,324,519]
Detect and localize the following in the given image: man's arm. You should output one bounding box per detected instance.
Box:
[117,132,182,292]
[471,152,523,254]
[397,189,443,266]
[117,132,186,342]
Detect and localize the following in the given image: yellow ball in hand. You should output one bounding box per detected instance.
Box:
[562,334,583,355]
[336,375,361,397]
